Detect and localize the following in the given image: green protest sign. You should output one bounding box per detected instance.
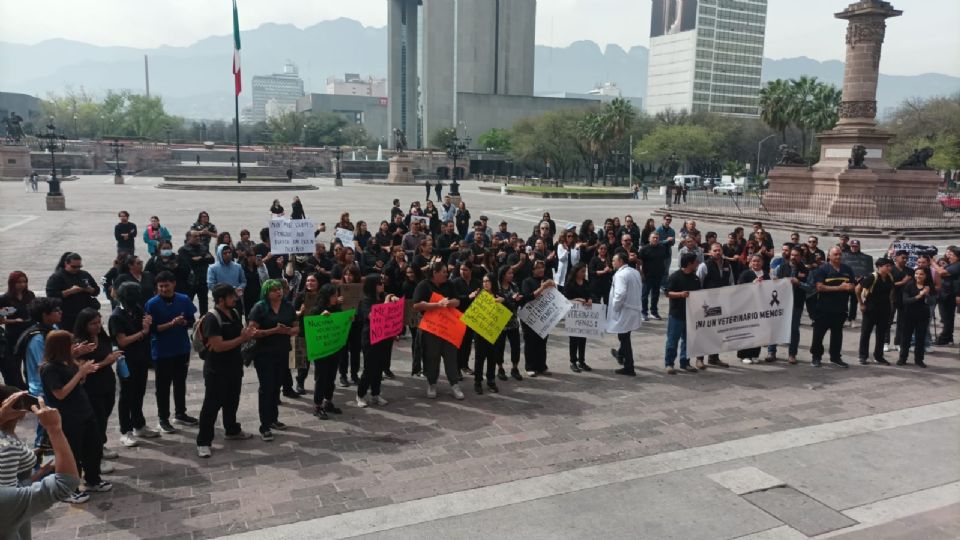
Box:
[303,309,355,361]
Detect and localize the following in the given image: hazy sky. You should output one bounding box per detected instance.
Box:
[1,0,957,76]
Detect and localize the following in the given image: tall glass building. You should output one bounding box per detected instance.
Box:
[646,0,768,117]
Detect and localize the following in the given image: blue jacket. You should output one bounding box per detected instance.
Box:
[145,293,197,360]
[207,244,247,291]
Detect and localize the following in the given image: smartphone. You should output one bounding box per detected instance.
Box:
[15,394,41,411]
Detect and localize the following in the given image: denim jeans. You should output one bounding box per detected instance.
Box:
[664,315,689,368]
[641,278,662,316]
[660,259,671,290]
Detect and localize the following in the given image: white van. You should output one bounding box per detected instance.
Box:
[673,175,701,189]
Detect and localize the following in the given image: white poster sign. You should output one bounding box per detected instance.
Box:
[552,300,606,339]
[890,241,938,268]
[518,286,572,339]
[409,215,430,229]
[268,219,316,254]
[334,227,355,246]
[685,279,794,358]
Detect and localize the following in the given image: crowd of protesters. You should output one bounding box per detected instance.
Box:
[0,194,957,509]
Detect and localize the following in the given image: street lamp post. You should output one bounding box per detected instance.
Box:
[757,134,776,182]
[36,122,67,210]
[446,134,470,196]
[333,146,343,187]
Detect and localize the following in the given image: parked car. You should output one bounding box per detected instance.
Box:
[938,192,960,210]
[713,181,743,195]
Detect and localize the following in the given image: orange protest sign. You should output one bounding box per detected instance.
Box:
[418,292,467,348]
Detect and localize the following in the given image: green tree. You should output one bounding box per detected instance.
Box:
[632,124,717,177]
[341,124,370,147]
[884,93,960,175]
[303,112,348,146]
[477,128,511,153]
[267,111,303,144]
[759,79,791,143]
[430,127,457,149]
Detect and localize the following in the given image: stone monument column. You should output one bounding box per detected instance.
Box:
[835,1,901,128]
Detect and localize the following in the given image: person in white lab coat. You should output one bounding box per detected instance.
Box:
[606,252,644,376]
[555,225,581,292]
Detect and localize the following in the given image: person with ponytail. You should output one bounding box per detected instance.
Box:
[246,279,298,442]
[308,284,346,420]
[109,282,157,448]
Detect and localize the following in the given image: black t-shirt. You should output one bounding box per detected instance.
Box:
[412,279,457,305]
[0,291,35,349]
[77,331,116,395]
[113,272,156,309]
[860,273,894,313]
[639,244,669,279]
[667,270,701,320]
[115,222,137,250]
[941,262,960,297]
[812,263,855,315]
[40,362,95,425]
[108,307,151,364]
[248,300,296,357]
[201,308,244,375]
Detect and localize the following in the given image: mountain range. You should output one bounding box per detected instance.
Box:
[1,17,957,120]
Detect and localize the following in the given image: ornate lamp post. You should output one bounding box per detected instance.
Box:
[445,135,470,196]
[36,122,67,209]
[332,146,343,187]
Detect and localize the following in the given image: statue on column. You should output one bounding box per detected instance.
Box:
[393,128,408,156]
[2,112,25,144]
[897,147,934,170]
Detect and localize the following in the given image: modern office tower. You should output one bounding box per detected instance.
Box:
[250,62,305,123]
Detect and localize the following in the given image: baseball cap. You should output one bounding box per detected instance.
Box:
[479,215,489,221]
[850,239,861,247]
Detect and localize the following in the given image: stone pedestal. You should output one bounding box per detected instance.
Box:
[386,155,415,184]
[0,145,31,181]
[114,173,125,184]
[46,194,66,211]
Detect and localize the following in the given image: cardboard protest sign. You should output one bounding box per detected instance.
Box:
[269,219,316,254]
[370,300,405,345]
[339,283,363,310]
[517,286,571,339]
[303,309,355,360]
[552,300,606,339]
[460,290,512,344]
[419,292,467,348]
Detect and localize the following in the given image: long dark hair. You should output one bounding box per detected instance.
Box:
[565,262,588,290]
[578,219,594,240]
[362,274,383,302]
[72,308,102,342]
[316,283,338,310]
[42,330,75,367]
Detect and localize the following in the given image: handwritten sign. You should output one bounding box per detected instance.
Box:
[419,292,467,348]
[552,300,606,339]
[339,283,363,310]
[334,227,355,246]
[890,241,938,268]
[517,286,572,339]
[370,300,405,345]
[269,219,317,254]
[303,309,355,360]
[409,215,430,229]
[460,291,512,344]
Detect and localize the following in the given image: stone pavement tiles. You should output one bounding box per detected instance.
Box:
[24,317,960,540]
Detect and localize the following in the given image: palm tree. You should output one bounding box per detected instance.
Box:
[809,83,843,133]
[759,79,791,143]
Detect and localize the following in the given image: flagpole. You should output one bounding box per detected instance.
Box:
[235,94,242,184]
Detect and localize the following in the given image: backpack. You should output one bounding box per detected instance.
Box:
[12,324,42,367]
[191,310,225,360]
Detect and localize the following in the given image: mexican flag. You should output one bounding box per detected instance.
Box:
[232,0,242,95]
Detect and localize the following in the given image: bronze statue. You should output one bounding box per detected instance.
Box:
[393,128,408,155]
[2,112,25,144]
[776,144,806,166]
[848,144,867,169]
[897,147,934,170]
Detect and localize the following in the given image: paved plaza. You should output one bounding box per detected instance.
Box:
[1,176,958,539]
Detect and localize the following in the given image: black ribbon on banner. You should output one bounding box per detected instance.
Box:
[770,290,780,306]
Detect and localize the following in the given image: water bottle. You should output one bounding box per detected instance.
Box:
[113,347,130,379]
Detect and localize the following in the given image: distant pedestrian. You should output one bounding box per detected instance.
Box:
[642,184,648,200]
[195,154,200,165]
[424,180,431,201]
[291,196,306,220]
[435,180,443,202]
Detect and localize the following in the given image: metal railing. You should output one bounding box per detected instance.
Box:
[673,190,958,229]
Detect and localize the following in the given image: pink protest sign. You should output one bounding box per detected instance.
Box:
[370,299,405,345]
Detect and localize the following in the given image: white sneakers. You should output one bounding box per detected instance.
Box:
[371,395,388,406]
[451,384,465,400]
[426,383,438,399]
[356,396,369,408]
[425,383,463,400]
[197,446,212,458]
[133,426,160,439]
[101,447,119,459]
[119,433,139,448]
[883,344,891,352]
[100,461,115,474]
[742,358,754,364]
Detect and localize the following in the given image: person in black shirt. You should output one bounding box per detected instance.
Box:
[146,241,191,295]
[72,309,123,465]
[450,262,481,376]
[639,233,668,319]
[356,275,397,408]
[563,263,593,373]
[932,246,960,345]
[521,260,557,377]
[45,253,101,334]
[179,231,215,313]
[735,255,770,364]
[664,253,701,374]
[195,285,256,457]
[0,271,35,388]
[856,258,895,365]
[810,247,856,368]
[112,254,155,310]
[413,262,463,400]
[307,284,347,419]
[771,247,811,364]
[694,243,733,368]
[246,279,298,441]
[899,268,933,367]
[887,250,911,350]
[374,220,394,253]
[114,210,137,256]
[41,329,113,498]
[109,283,157,448]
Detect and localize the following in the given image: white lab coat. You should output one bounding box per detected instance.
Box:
[555,243,581,287]
[605,265,644,333]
